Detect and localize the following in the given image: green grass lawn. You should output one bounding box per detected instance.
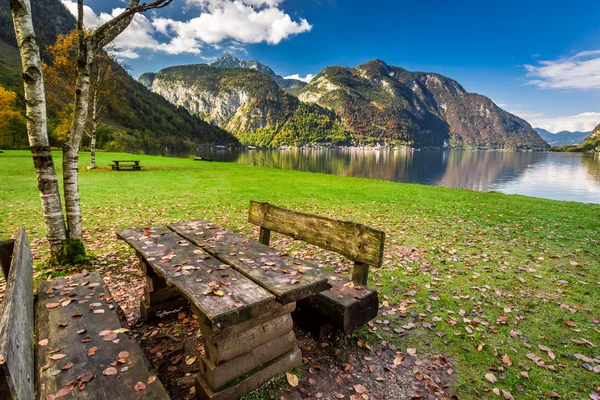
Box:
[1,150,599,399]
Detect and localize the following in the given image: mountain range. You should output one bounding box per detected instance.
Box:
[534,128,591,146]
[140,55,549,150]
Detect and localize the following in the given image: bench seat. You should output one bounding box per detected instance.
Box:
[36,272,170,399]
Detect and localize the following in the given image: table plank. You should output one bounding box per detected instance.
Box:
[168,221,331,304]
[117,227,276,328]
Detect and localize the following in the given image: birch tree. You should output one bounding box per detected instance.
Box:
[63,0,174,240]
[9,0,67,258]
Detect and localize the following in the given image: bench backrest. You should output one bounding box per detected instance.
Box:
[0,229,34,400]
[248,201,385,285]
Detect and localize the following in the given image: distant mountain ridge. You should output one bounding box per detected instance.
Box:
[140,58,550,150]
[535,128,591,146]
[212,55,307,95]
[140,64,347,146]
[298,60,549,150]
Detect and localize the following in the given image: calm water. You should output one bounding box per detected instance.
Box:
[196,148,600,204]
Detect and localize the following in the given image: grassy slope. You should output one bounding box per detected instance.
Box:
[1,150,599,399]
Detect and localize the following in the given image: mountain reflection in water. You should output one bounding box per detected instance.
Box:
[194,148,600,204]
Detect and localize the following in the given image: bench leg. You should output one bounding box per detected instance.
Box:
[352,261,369,285]
[138,257,187,322]
[258,227,271,246]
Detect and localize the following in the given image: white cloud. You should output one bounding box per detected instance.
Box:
[154,1,311,54]
[60,0,311,58]
[526,112,600,132]
[525,50,600,90]
[284,73,315,83]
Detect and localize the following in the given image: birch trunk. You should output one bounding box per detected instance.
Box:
[62,46,91,239]
[9,0,67,256]
[89,88,98,169]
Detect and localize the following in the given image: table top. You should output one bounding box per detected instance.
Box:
[112,160,140,163]
[118,224,331,329]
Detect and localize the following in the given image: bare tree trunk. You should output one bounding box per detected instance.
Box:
[9,0,67,258]
[89,88,98,169]
[63,48,91,239]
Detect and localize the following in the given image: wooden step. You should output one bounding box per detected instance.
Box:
[36,272,170,399]
[195,347,302,400]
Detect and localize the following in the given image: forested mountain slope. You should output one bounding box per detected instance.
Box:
[0,0,237,153]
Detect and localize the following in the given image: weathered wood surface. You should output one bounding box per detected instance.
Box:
[199,302,295,344]
[296,275,379,334]
[352,261,369,285]
[204,314,294,364]
[168,222,331,304]
[0,230,34,400]
[0,239,15,278]
[199,330,296,388]
[195,348,302,400]
[248,201,385,268]
[36,272,170,399]
[117,227,276,329]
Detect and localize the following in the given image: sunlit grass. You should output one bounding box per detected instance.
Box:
[1,150,599,399]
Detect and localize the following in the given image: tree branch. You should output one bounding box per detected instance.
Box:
[91,0,174,51]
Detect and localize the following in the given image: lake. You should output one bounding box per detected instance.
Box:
[195,148,600,204]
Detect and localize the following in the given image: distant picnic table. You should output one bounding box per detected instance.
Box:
[117,201,383,400]
[111,160,141,171]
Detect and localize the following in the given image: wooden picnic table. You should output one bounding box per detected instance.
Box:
[117,208,382,400]
[111,160,141,171]
[117,226,330,400]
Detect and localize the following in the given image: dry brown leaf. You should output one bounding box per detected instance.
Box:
[485,372,497,383]
[134,381,146,391]
[286,372,299,387]
[103,367,118,376]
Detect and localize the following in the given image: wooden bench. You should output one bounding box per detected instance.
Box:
[0,229,170,399]
[247,201,383,334]
[111,160,142,171]
[118,226,332,399]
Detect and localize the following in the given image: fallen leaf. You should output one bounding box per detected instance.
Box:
[49,354,66,360]
[54,384,74,398]
[118,351,129,359]
[62,362,73,370]
[286,372,299,387]
[134,381,146,391]
[87,347,98,356]
[185,356,197,366]
[103,367,118,376]
[353,384,368,394]
[39,339,49,346]
[45,303,60,309]
[485,372,498,383]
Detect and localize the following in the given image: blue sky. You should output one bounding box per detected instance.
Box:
[64,0,600,132]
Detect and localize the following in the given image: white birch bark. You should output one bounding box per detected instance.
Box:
[9,0,67,256]
[89,89,98,169]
